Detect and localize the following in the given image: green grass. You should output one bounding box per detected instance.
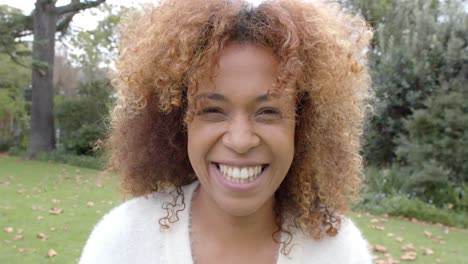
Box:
[1,155,467,263]
[353,212,467,263]
[0,155,121,263]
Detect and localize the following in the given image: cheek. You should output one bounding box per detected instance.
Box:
[187,121,223,163]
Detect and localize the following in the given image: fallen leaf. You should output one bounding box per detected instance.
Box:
[47,249,57,257]
[52,199,60,204]
[423,248,434,255]
[374,245,387,253]
[16,189,26,194]
[424,231,433,239]
[401,252,417,261]
[87,201,94,208]
[370,218,380,223]
[18,248,28,253]
[387,233,394,237]
[50,227,56,231]
[37,233,46,239]
[37,215,44,220]
[13,235,24,240]
[370,225,386,231]
[401,244,415,251]
[17,228,24,234]
[4,227,14,233]
[48,208,64,215]
[395,237,404,243]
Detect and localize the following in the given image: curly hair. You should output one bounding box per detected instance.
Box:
[107,0,373,247]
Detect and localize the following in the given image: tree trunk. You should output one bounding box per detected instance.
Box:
[27,0,57,157]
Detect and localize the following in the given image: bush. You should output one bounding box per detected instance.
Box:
[356,194,468,228]
[363,0,466,166]
[393,85,467,210]
[35,149,106,170]
[56,80,112,155]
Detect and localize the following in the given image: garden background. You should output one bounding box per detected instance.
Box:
[0,0,466,263]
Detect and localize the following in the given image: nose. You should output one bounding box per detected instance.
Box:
[222,117,260,154]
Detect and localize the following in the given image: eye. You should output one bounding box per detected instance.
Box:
[197,107,226,121]
[199,107,223,114]
[256,108,282,121]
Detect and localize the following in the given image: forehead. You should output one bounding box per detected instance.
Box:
[194,43,279,97]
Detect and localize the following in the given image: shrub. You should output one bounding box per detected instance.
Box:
[56,80,112,155]
[35,149,105,170]
[395,87,467,210]
[355,194,468,228]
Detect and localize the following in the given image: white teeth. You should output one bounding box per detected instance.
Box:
[240,168,248,179]
[233,167,240,178]
[218,164,264,183]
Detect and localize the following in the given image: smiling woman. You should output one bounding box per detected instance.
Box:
[79,0,374,263]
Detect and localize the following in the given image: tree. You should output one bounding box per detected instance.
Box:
[344,0,466,166]
[27,0,106,157]
[69,4,127,78]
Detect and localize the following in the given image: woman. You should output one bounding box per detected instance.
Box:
[80,0,374,263]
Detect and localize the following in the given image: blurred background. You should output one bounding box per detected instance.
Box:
[0,0,466,263]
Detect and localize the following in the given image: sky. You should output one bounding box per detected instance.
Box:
[0,0,264,31]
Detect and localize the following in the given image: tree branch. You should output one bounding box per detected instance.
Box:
[55,0,106,16]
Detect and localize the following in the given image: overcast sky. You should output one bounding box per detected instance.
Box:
[0,0,264,30]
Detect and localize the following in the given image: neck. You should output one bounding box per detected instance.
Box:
[190,184,279,249]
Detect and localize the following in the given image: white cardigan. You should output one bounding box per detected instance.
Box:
[79,181,372,264]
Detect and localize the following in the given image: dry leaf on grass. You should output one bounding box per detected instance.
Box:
[4,227,13,233]
[395,237,404,243]
[371,218,380,223]
[401,252,417,261]
[37,233,46,239]
[87,201,94,208]
[48,208,64,215]
[51,199,60,204]
[13,235,24,240]
[16,189,26,194]
[423,248,434,255]
[374,245,388,253]
[370,225,386,231]
[424,230,433,239]
[401,244,415,251]
[47,249,57,257]
[387,233,394,237]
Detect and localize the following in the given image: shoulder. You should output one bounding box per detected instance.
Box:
[79,182,198,264]
[298,218,372,264]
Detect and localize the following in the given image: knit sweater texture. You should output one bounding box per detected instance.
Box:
[79,181,372,264]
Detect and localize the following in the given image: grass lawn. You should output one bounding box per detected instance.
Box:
[1,155,467,263]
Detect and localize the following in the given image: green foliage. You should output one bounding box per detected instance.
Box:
[394,86,468,209]
[356,194,468,228]
[35,149,105,170]
[0,5,32,67]
[362,0,466,166]
[56,80,112,155]
[0,52,30,151]
[70,4,129,77]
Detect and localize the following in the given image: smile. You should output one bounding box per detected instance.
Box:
[215,163,267,184]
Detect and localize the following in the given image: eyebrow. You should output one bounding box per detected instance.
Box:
[195,92,270,102]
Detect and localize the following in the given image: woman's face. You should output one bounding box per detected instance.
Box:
[187,43,295,217]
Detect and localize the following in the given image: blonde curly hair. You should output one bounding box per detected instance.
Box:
[107,0,373,247]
